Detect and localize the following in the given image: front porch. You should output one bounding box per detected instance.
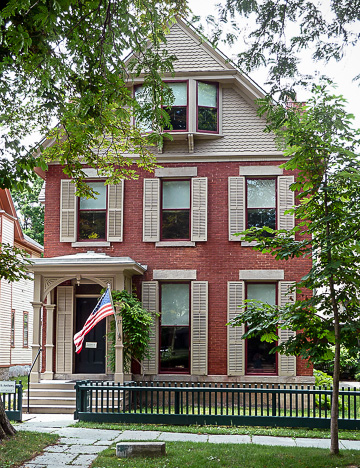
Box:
[28,252,146,384]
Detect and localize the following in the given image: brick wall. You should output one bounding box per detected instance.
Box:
[44,161,313,377]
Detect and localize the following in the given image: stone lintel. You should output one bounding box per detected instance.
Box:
[155,167,197,178]
[239,166,283,176]
[153,270,197,280]
[239,270,284,281]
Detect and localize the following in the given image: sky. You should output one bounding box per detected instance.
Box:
[188,0,360,128]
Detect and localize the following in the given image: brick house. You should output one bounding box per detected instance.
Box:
[0,189,43,380]
[29,18,313,386]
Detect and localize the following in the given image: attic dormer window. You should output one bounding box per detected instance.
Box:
[197,82,218,133]
[163,82,188,131]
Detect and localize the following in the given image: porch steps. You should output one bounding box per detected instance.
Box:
[24,381,76,414]
[24,380,122,414]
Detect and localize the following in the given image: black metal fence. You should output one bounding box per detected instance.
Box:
[74,381,360,429]
[2,382,23,422]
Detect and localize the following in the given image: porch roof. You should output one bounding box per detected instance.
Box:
[28,251,147,275]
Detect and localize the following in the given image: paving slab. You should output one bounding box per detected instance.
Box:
[55,427,119,440]
[208,434,251,444]
[340,440,360,450]
[294,438,331,449]
[70,454,99,465]
[116,430,161,440]
[43,444,67,453]
[252,436,297,447]
[159,432,208,442]
[58,437,100,445]
[66,444,110,454]
[22,452,75,465]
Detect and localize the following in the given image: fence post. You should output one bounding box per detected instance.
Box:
[272,385,276,416]
[17,382,23,422]
[174,390,180,414]
[74,380,84,419]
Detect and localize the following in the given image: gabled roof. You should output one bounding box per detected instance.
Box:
[0,189,43,255]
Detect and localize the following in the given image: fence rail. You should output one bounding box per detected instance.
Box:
[1,382,23,422]
[74,381,360,429]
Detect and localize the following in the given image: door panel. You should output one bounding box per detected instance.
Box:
[74,297,106,373]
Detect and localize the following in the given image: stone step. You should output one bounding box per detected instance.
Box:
[27,404,76,414]
[30,382,76,390]
[24,389,76,398]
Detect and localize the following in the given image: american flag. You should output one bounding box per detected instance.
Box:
[73,288,114,354]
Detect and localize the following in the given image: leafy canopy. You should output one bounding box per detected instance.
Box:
[0,0,188,194]
[205,1,360,100]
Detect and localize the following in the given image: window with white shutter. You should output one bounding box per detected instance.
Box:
[60,179,124,243]
[143,176,207,243]
[191,281,208,375]
[228,174,295,240]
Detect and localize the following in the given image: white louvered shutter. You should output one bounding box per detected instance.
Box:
[60,180,76,242]
[278,281,296,376]
[227,282,245,375]
[107,181,124,242]
[56,286,74,373]
[143,179,160,242]
[277,176,295,231]
[228,177,246,241]
[191,178,207,242]
[191,281,208,375]
[142,281,159,374]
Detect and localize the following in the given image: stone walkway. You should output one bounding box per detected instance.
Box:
[14,414,360,468]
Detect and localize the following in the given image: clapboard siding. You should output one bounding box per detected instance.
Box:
[2,217,14,245]
[0,279,12,365]
[11,275,34,365]
[159,23,225,72]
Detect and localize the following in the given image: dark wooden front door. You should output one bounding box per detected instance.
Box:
[74,297,106,374]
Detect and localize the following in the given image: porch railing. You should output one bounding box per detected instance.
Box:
[2,382,23,422]
[74,381,360,429]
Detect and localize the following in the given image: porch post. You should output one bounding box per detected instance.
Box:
[30,301,43,383]
[43,304,56,380]
[114,307,124,384]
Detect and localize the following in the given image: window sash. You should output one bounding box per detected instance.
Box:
[78,181,107,241]
[23,312,29,347]
[11,310,15,347]
[161,179,191,241]
[197,81,218,133]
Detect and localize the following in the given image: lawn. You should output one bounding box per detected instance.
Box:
[0,431,58,468]
[91,441,360,468]
[74,420,360,440]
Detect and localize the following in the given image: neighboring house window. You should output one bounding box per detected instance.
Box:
[78,181,106,241]
[163,82,188,131]
[246,178,276,232]
[11,309,15,347]
[161,180,191,240]
[197,82,218,132]
[134,85,152,132]
[160,283,190,373]
[246,283,277,375]
[23,312,29,347]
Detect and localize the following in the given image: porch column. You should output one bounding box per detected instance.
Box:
[43,304,56,380]
[30,301,43,383]
[114,308,124,384]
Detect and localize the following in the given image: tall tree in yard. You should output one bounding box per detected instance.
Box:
[229,84,360,455]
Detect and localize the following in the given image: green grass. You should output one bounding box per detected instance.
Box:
[74,421,360,440]
[0,431,58,468]
[10,375,28,390]
[91,441,360,468]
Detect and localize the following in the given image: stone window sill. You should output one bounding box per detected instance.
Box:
[155,241,196,247]
[71,241,111,247]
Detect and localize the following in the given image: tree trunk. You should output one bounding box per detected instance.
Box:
[0,398,16,440]
[330,305,341,455]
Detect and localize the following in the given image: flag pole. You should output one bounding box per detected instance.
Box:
[108,283,120,339]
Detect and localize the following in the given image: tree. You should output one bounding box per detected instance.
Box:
[229,84,360,455]
[0,0,188,194]
[12,176,44,245]
[206,0,360,100]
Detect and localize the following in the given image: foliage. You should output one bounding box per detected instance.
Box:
[314,346,360,380]
[0,244,33,282]
[107,290,154,373]
[205,0,360,100]
[313,370,347,411]
[92,441,360,468]
[11,176,44,245]
[0,431,58,468]
[229,83,360,454]
[0,0,188,195]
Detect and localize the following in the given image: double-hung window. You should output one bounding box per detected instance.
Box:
[161,180,190,240]
[78,181,107,241]
[197,82,218,132]
[246,178,276,233]
[23,312,29,348]
[163,82,188,131]
[11,309,15,347]
[60,178,123,244]
[160,283,190,372]
[246,283,277,375]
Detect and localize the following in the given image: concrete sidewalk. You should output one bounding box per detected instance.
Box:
[14,414,360,468]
